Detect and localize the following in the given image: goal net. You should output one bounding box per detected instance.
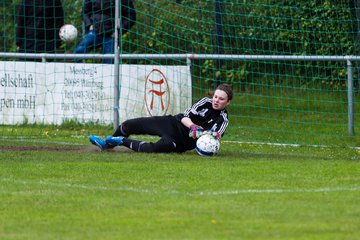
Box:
[0,0,359,147]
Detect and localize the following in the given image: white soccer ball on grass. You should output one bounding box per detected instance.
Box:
[59,24,78,43]
[195,133,220,156]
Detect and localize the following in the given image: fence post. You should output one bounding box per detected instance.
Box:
[347,59,355,135]
[113,0,121,129]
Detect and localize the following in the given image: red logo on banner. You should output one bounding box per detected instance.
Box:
[144,69,170,116]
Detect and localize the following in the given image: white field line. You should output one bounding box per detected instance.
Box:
[223,140,360,150]
[1,178,359,196]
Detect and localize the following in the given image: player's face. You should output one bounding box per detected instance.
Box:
[212,89,230,110]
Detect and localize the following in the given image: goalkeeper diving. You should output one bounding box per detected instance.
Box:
[89,84,232,153]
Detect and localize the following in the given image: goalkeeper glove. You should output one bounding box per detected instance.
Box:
[206,129,221,139]
[189,124,203,139]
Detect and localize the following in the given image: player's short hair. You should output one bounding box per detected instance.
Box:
[216,84,233,101]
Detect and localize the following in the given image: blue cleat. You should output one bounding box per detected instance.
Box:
[89,135,106,151]
[105,136,124,146]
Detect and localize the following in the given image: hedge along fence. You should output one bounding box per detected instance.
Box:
[0,0,359,88]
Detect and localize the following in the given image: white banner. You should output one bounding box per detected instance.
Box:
[0,62,192,125]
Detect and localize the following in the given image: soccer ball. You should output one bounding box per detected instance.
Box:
[59,24,78,42]
[195,134,220,156]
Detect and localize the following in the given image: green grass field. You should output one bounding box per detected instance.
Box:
[0,87,359,239]
[0,133,359,240]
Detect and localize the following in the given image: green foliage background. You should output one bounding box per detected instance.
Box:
[0,0,358,87]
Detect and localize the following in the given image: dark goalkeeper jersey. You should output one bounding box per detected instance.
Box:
[184,97,229,136]
[174,97,229,150]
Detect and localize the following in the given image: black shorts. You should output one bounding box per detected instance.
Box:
[121,115,196,153]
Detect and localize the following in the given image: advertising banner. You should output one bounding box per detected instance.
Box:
[0,62,192,125]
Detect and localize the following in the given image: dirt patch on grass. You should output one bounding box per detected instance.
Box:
[0,145,89,152]
[0,145,130,152]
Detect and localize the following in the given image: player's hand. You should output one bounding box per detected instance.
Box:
[189,124,203,139]
[206,129,221,139]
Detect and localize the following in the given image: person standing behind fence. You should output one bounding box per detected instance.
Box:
[16,0,64,59]
[73,0,136,64]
